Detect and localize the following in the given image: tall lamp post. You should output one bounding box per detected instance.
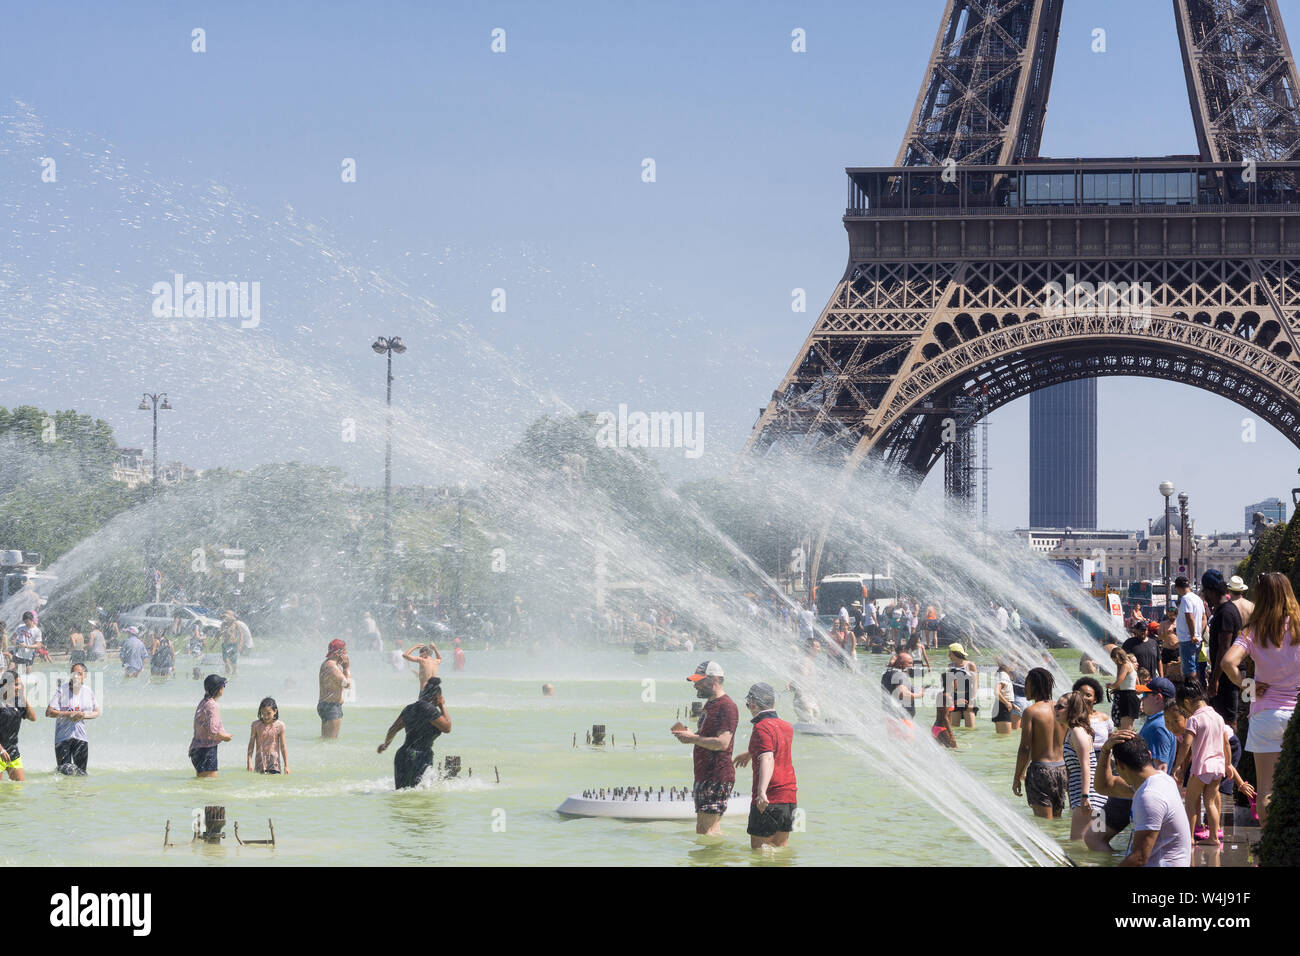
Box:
[372,336,406,604]
[1177,492,1191,583]
[138,393,172,490]
[1159,481,1175,608]
[139,393,171,600]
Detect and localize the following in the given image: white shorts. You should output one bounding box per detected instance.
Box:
[1247,707,1295,754]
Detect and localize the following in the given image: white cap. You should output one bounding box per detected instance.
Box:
[687,660,724,682]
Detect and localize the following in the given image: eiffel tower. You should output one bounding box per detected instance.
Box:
[747,0,1300,575]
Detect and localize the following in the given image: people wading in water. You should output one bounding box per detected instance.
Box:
[378,677,452,789]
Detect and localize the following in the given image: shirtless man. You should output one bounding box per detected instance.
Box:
[401,642,441,693]
[1012,667,1068,819]
[317,639,352,738]
[1157,604,1180,680]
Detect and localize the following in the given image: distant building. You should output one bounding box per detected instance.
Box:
[1029,380,1097,529]
[1015,522,1250,587]
[111,447,200,488]
[1244,497,1287,532]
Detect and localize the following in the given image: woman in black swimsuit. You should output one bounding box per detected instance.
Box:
[378,677,453,789]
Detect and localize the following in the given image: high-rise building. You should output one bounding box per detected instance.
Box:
[1245,497,1287,531]
[1029,380,1097,529]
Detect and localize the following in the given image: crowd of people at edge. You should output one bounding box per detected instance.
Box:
[819,573,1297,868]
[1,607,253,679]
[1006,571,1299,866]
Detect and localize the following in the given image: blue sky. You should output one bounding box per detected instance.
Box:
[2,0,1298,534]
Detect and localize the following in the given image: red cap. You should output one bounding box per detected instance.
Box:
[328,639,346,654]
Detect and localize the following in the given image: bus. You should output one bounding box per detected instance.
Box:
[1127,580,1173,611]
[813,572,897,620]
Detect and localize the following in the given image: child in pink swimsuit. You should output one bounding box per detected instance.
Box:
[247,697,289,774]
[1173,681,1225,844]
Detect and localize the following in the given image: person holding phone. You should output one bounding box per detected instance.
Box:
[318,639,352,738]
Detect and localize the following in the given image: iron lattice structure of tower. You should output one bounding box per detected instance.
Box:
[747,0,1300,576]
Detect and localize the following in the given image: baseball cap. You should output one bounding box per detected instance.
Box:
[1146,622,1160,635]
[745,682,777,709]
[947,642,968,658]
[328,639,346,654]
[687,661,724,682]
[124,626,140,636]
[1145,676,1177,700]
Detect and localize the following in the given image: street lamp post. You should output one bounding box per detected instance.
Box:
[1159,481,1175,608]
[139,393,171,601]
[372,336,407,604]
[138,393,172,490]
[1178,492,1190,582]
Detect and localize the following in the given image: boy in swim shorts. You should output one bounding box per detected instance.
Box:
[1013,668,1069,818]
[1025,759,1069,816]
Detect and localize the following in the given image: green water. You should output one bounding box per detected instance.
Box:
[0,645,1101,866]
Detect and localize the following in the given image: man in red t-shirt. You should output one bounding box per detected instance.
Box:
[671,661,738,836]
[733,681,798,849]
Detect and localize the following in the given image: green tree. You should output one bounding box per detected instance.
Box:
[1243,523,1287,586]
[1257,710,1300,865]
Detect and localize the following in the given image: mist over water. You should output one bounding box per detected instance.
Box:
[1,102,1130,866]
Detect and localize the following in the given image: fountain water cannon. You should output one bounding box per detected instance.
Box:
[689,701,703,718]
[443,755,461,778]
[163,805,275,848]
[201,805,226,842]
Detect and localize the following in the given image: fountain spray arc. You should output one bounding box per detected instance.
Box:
[3,102,1117,865]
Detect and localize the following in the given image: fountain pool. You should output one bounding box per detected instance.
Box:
[0,644,1110,867]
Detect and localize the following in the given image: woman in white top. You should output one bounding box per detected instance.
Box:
[1107,646,1140,729]
[992,662,1017,734]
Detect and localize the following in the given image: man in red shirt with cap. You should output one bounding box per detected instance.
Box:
[671,661,738,836]
[318,639,352,738]
[734,681,798,849]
